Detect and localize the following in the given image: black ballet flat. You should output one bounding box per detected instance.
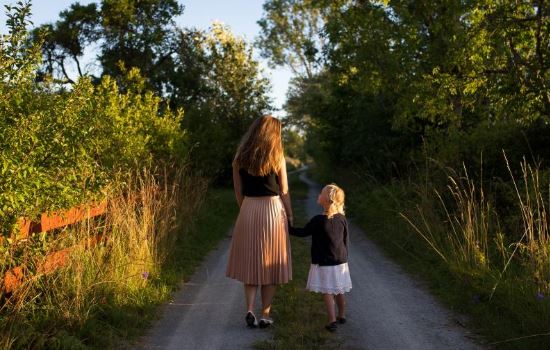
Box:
[246,311,257,328]
[325,321,337,332]
[259,317,274,328]
[337,317,347,324]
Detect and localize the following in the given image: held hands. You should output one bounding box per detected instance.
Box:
[287,215,294,227]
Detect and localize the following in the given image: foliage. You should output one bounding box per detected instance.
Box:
[179,23,272,180]
[0,2,186,237]
[35,0,183,89]
[258,0,550,180]
[256,0,328,78]
[282,127,307,169]
[36,1,273,180]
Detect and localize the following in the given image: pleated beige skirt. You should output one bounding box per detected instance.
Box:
[226,196,292,285]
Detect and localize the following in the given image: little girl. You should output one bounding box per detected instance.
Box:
[289,184,352,332]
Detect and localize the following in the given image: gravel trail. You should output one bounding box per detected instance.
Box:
[138,236,271,350]
[139,170,484,350]
[299,171,484,350]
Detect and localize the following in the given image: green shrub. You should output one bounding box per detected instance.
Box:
[0,2,187,237]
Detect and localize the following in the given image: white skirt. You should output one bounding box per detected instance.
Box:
[306,263,352,295]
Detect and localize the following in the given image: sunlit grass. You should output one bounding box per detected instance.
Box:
[0,168,237,349]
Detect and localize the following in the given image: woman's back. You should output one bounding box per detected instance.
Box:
[239,169,279,197]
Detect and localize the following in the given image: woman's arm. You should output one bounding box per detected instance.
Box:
[288,217,316,237]
[233,164,243,207]
[278,157,293,225]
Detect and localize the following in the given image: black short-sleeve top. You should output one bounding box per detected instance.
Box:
[240,169,279,197]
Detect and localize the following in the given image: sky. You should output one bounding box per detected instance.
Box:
[0,0,292,116]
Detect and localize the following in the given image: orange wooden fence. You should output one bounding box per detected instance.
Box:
[2,200,108,295]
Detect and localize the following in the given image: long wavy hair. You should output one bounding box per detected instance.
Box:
[233,115,283,176]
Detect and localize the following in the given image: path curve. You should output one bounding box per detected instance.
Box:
[138,236,271,350]
[300,171,484,350]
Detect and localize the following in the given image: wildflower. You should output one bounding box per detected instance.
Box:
[536,292,544,301]
[142,271,149,280]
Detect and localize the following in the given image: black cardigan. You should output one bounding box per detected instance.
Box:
[289,214,349,266]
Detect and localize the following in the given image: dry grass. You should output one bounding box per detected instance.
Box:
[0,166,208,348]
[400,163,491,271]
[400,155,550,296]
[328,154,550,349]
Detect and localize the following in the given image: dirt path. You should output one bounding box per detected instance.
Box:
[139,171,484,350]
[299,172,484,350]
[138,236,271,349]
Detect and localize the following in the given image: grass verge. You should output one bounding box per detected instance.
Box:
[113,185,239,348]
[158,186,238,292]
[0,172,237,350]
[315,164,550,350]
[254,171,343,350]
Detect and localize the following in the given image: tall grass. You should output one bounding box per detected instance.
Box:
[312,152,550,348]
[400,156,550,298]
[346,154,550,349]
[400,163,492,273]
[506,158,550,292]
[0,166,208,349]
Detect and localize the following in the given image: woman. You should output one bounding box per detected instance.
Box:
[226,115,293,328]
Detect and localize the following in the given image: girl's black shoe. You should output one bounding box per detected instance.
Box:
[337,317,347,324]
[259,317,274,328]
[246,311,257,328]
[325,321,337,332]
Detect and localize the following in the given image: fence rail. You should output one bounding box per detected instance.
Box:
[2,200,108,294]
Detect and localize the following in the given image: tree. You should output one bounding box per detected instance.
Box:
[257,0,550,181]
[180,23,272,179]
[34,3,100,84]
[256,0,330,79]
[99,0,182,92]
[33,1,274,180]
[35,0,182,91]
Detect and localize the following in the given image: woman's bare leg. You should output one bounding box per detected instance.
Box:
[244,284,257,312]
[260,285,277,318]
[322,294,337,323]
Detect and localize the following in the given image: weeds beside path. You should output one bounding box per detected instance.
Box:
[0,175,238,349]
[344,159,550,349]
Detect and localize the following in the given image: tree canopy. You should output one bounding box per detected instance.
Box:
[257,0,550,177]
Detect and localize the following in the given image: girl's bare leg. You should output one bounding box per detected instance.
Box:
[322,294,337,323]
[261,285,277,318]
[244,284,257,312]
[335,294,346,318]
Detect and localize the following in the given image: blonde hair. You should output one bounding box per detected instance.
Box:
[233,115,283,176]
[324,184,345,218]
